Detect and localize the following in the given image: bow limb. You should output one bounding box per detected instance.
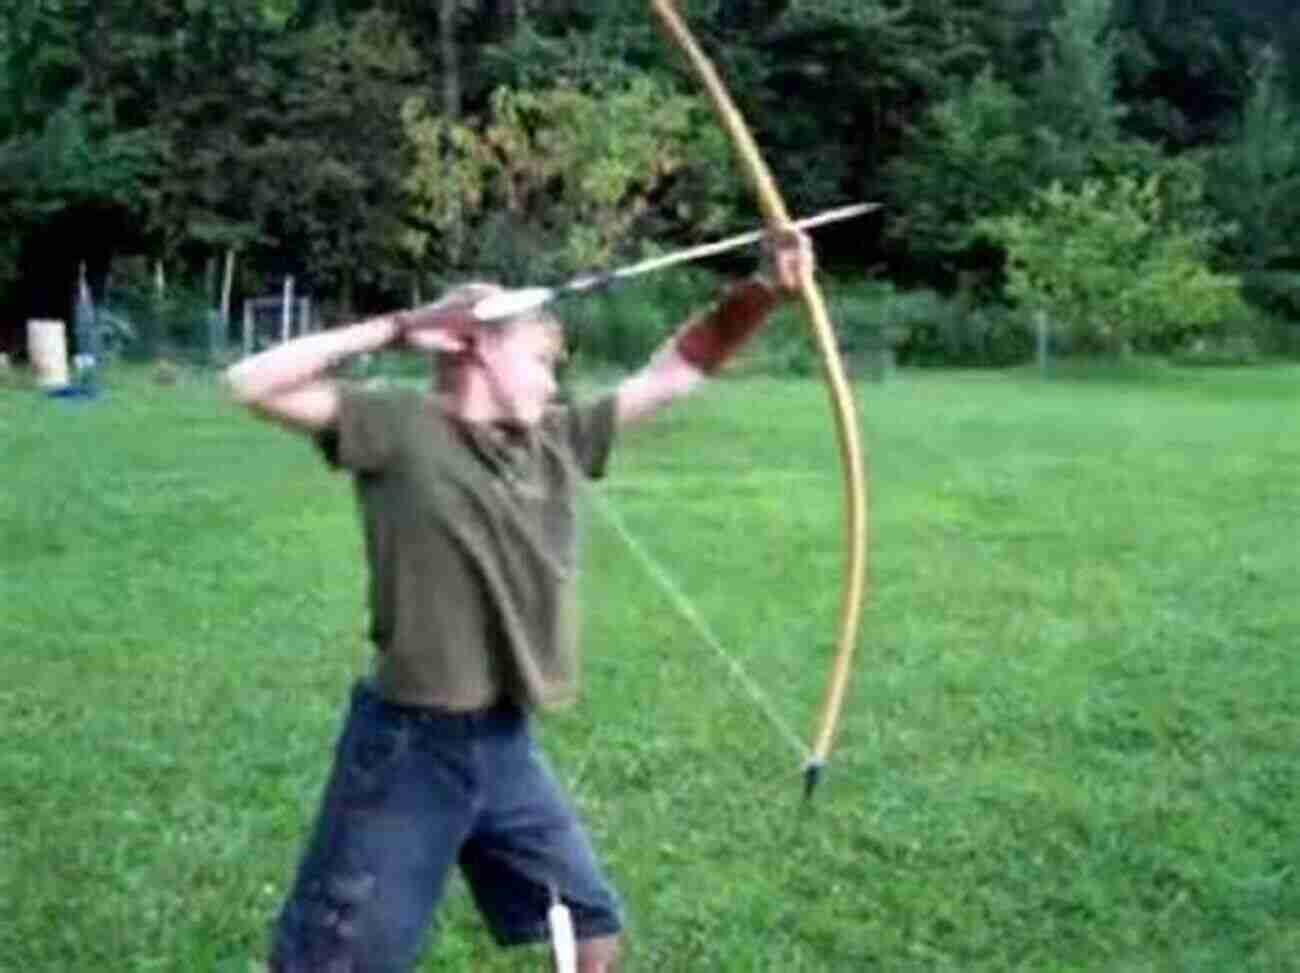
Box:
[649,0,869,798]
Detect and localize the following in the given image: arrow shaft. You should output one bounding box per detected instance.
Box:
[472,202,878,322]
[563,202,879,296]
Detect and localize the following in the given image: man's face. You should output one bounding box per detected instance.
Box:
[480,317,562,426]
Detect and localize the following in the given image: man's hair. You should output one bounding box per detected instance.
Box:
[433,282,564,390]
[439,281,506,308]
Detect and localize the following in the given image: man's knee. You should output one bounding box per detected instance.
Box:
[576,933,621,972]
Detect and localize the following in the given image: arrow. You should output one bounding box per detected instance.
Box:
[472,201,880,322]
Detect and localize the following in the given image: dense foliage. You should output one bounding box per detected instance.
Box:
[2,0,1299,365]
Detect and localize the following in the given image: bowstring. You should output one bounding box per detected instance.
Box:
[584,485,812,767]
[549,375,812,804]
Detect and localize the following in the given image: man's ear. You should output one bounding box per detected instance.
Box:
[461,329,485,360]
[408,330,469,353]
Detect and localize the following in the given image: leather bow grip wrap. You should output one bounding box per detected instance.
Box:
[649,0,869,791]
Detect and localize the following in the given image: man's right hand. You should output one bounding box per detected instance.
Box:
[394,299,479,353]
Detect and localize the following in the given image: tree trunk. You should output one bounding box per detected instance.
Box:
[221,249,236,327]
[204,256,216,306]
[83,1,113,122]
[439,0,461,118]
[489,0,523,36]
[340,267,355,321]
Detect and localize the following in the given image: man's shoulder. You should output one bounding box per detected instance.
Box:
[335,380,436,423]
[338,378,424,404]
[541,394,617,479]
[543,393,616,423]
[539,396,603,440]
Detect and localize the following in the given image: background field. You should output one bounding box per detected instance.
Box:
[2,363,1298,971]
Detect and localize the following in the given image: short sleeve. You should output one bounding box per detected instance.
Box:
[316,386,406,473]
[554,395,617,480]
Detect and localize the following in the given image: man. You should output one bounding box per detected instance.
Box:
[223,228,813,972]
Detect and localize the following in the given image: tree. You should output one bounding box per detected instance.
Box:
[1112,0,1300,150]
[1035,0,1121,133]
[1203,47,1300,271]
[740,0,1002,217]
[107,0,285,268]
[0,0,156,333]
[982,172,1247,354]
[885,0,1178,288]
[242,10,426,311]
[885,68,1038,282]
[403,75,731,286]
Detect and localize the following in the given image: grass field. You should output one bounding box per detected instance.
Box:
[2,362,1298,971]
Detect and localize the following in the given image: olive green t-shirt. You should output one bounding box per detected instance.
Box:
[318,386,617,711]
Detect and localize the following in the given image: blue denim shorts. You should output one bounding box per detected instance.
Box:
[269,680,622,972]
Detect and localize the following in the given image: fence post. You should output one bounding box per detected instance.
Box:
[281,276,295,344]
[221,249,236,331]
[206,310,225,363]
[1036,311,1050,377]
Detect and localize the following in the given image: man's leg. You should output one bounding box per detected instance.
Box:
[269,684,477,973]
[576,933,621,973]
[460,711,624,957]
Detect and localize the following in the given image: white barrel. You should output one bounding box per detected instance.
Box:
[27,319,70,388]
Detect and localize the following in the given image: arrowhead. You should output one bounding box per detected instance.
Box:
[802,760,823,801]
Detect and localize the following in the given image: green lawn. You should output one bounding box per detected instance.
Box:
[2,363,1298,971]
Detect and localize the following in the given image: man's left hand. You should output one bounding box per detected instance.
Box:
[395,300,478,353]
[764,227,814,296]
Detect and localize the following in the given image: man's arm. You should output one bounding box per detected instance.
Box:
[221,316,399,432]
[222,302,474,433]
[615,277,779,427]
[615,228,810,428]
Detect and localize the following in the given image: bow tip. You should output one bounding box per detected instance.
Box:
[802,759,824,801]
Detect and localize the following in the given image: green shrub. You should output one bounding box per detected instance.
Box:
[826,281,1032,369]
[1165,301,1300,364]
[104,258,224,364]
[1169,334,1262,367]
[0,355,26,389]
[744,281,899,377]
[982,174,1249,355]
[1273,319,1300,358]
[562,268,717,370]
[1241,271,1300,321]
[1231,309,1300,359]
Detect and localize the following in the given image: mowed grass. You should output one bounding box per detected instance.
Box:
[2,362,1298,971]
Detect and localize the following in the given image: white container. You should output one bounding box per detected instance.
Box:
[27,319,70,388]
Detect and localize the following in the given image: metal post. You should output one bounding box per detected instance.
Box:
[281,276,294,344]
[221,249,236,330]
[1036,311,1049,377]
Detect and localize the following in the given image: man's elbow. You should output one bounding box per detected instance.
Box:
[220,362,261,408]
[615,357,703,427]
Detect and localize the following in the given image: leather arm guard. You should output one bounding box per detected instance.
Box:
[673,276,782,374]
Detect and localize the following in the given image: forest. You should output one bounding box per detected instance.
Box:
[3,0,1300,368]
